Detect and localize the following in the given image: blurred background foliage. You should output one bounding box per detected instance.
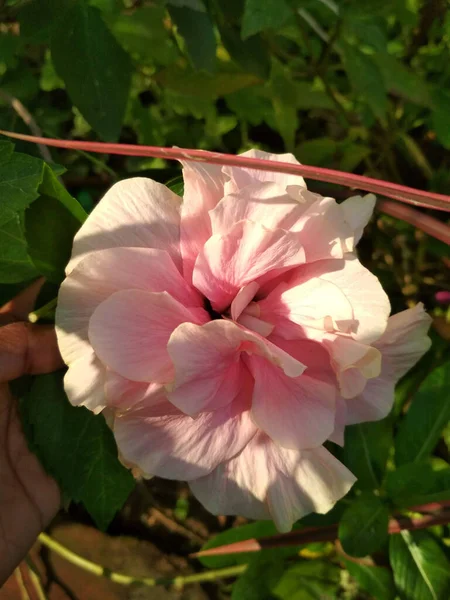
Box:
[1,0,450,599]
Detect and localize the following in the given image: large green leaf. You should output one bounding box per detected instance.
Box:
[373,53,431,106]
[21,372,135,530]
[218,23,271,79]
[342,419,393,490]
[340,43,388,121]
[272,560,341,600]
[50,1,132,141]
[344,560,396,600]
[0,213,39,283]
[25,194,80,283]
[169,6,216,72]
[39,164,87,224]
[231,554,286,600]
[338,492,389,557]
[395,362,450,466]
[390,531,450,600]
[241,0,292,39]
[270,60,298,151]
[386,463,450,508]
[0,149,44,227]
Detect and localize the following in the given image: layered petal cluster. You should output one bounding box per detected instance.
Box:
[56,150,432,531]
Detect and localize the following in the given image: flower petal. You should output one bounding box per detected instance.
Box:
[105,371,166,412]
[344,303,432,425]
[89,290,208,383]
[56,247,202,368]
[340,194,376,246]
[247,354,336,450]
[190,432,356,532]
[193,220,305,312]
[167,320,306,416]
[223,149,306,194]
[63,350,106,413]
[180,161,226,283]
[67,178,182,274]
[113,387,257,481]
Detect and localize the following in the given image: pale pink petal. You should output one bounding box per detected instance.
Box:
[113,388,257,481]
[340,194,376,245]
[180,161,226,283]
[193,220,305,312]
[374,303,432,379]
[277,256,390,344]
[190,432,356,532]
[167,320,305,416]
[66,178,182,274]
[89,290,208,383]
[223,149,306,194]
[344,304,432,425]
[236,314,274,337]
[259,275,354,336]
[231,282,260,321]
[328,396,347,446]
[63,350,106,413]
[246,354,336,450]
[56,247,202,367]
[105,371,166,412]
[210,182,308,236]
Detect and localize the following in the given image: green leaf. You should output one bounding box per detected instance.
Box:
[111,6,177,66]
[342,419,393,490]
[373,53,431,106]
[25,195,80,283]
[241,0,292,39]
[0,150,44,227]
[395,363,450,466]
[166,0,206,10]
[17,0,63,43]
[270,60,298,151]
[21,371,135,530]
[339,492,389,557]
[344,560,396,600]
[156,66,260,98]
[390,531,450,600]
[431,88,450,149]
[39,164,87,224]
[199,521,278,568]
[169,6,216,72]
[0,214,39,283]
[294,82,334,110]
[340,43,388,121]
[231,554,286,600]
[273,560,341,600]
[218,23,271,79]
[50,1,132,141]
[386,463,450,508]
[296,138,337,166]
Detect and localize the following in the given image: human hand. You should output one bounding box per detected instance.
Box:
[0,280,63,585]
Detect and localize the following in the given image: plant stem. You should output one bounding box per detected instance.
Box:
[28,298,58,323]
[38,533,246,588]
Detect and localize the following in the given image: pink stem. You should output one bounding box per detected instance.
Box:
[2,130,450,212]
[378,199,450,245]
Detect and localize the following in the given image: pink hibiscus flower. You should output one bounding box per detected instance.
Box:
[56,150,431,532]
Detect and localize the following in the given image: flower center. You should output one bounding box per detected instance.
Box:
[204,297,222,321]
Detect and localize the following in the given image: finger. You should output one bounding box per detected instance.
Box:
[0,323,64,383]
[0,277,45,325]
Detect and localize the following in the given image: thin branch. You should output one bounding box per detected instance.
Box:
[38,533,246,588]
[377,199,450,246]
[0,90,53,163]
[1,130,449,212]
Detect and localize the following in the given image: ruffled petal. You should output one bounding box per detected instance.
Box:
[180,161,226,283]
[193,220,305,312]
[113,389,257,481]
[340,194,376,246]
[66,178,182,274]
[105,371,166,412]
[189,432,356,532]
[223,149,306,194]
[344,303,432,425]
[63,350,106,413]
[247,354,336,450]
[167,320,306,416]
[89,290,208,383]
